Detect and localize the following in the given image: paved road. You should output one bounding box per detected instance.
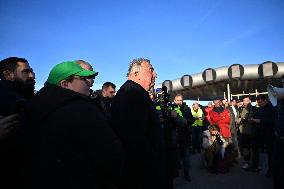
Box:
[174,153,273,189]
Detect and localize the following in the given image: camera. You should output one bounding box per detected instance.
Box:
[215,134,224,145]
[240,117,248,124]
[156,86,170,105]
[155,86,173,117]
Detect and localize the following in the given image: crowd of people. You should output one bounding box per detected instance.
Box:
[0,56,283,189]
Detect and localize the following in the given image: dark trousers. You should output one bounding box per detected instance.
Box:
[177,145,190,176]
[240,133,251,163]
[240,134,259,168]
[250,140,260,169]
[273,138,284,189]
[192,126,201,152]
[265,139,274,173]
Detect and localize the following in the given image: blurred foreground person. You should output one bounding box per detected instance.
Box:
[22,61,124,189]
[273,75,284,189]
[111,58,164,189]
[0,57,35,189]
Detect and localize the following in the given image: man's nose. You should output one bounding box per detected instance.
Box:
[87,78,94,87]
[29,71,35,79]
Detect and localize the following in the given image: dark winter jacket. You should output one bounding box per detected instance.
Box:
[110,80,163,189]
[22,84,124,189]
[252,102,275,142]
[0,80,27,116]
[0,80,27,189]
[275,99,284,137]
[92,94,113,121]
[175,103,194,146]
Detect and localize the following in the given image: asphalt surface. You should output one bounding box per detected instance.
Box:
[174,153,273,189]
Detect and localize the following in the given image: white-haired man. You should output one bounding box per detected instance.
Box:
[111,58,163,189]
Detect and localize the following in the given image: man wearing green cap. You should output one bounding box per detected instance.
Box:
[22,61,124,189]
[46,61,98,96]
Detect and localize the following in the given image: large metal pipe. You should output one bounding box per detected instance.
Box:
[154,62,284,98]
[191,72,206,87]
[171,78,184,91]
[241,64,259,80]
[214,66,229,82]
[275,62,284,78]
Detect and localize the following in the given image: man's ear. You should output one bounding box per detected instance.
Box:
[3,70,15,81]
[59,80,69,88]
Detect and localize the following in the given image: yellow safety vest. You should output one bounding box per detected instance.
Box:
[191,108,203,127]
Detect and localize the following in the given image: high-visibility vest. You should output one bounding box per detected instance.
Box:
[191,108,203,126]
[174,106,183,117]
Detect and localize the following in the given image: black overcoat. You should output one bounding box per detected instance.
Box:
[111,80,163,189]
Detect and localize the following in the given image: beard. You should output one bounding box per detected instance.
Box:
[11,78,35,99]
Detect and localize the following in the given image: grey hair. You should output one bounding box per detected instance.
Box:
[127,58,151,77]
[175,94,184,99]
[76,60,91,67]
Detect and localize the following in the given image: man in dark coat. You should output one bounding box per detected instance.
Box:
[94,82,116,121]
[272,75,284,189]
[249,94,275,173]
[0,57,35,189]
[111,58,163,189]
[172,94,194,182]
[22,61,124,189]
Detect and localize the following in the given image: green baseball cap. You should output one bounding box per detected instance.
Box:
[47,61,98,85]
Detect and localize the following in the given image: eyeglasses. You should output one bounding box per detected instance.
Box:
[72,76,86,81]
[68,76,94,84]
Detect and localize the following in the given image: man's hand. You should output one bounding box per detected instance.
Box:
[237,118,242,124]
[170,110,177,118]
[0,114,20,139]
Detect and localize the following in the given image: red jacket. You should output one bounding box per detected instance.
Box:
[209,108,231,138]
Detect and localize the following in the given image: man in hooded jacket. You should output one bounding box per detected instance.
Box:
[22,61,124,189]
